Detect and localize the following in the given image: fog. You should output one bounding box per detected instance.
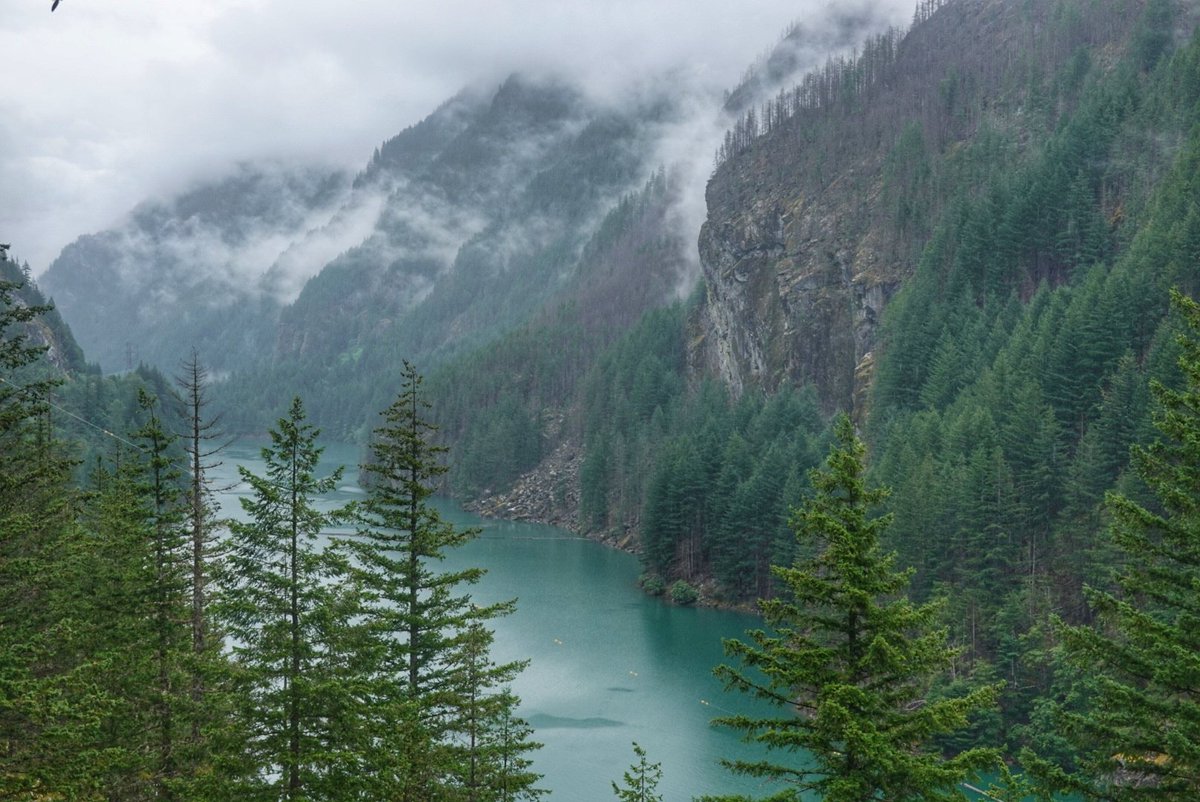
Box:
[2,0,911,275]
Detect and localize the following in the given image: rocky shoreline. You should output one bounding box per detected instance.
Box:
[463,440,756,614]
[463,437,643,549]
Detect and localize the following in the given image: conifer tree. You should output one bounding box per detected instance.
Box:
[129,389,191,798]
[344,361,542,800]
[708,414,1001,802]
[1035,290,1200,799]
[452,622,547,802]
[218,397,355,800]
[173,351,247,800]
[611,742,663,802]
[0,249,106,798]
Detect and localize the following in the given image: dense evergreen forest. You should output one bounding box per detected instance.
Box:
[0,275,546,798]
[9,0,1200,797]
[414,0,1200,792]
[6,254,1200,796]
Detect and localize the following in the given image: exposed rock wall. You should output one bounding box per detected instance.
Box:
[691,163,891,415]
[688,0,1148,416]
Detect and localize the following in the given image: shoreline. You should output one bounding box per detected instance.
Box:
[463,493,759,616]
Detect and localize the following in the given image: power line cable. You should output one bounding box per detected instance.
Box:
[0,374,145,451]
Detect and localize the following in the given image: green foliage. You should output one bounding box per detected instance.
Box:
[0,255,246,798]
[612,742,663,802]
[2,260,545,799]
[668,580,699,606]
[1130,0,1174,71]
[217,397,358,799]
[1031,290,1200,800]
[452,391,542,496]
[0,261,104,793]
[710,415,1002,802]
[342,362,543,800]
[639,573,666,596]
[862,21,1200,753]
[577,304,829,601]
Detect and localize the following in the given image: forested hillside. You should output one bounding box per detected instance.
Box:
[1,254,548,796]
[426,0,1200,762]
[18,0,1200,793]
[39,164,349,376]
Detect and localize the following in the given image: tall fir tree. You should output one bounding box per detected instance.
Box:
[218,397,357,800]
[128,388,194,799]
[451,622,547,802]
[343,361,542,801]
[1035,290,1200,800]
[708,414,1001,802]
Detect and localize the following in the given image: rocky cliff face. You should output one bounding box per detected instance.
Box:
[1,255,87,375]
[692,155,888,414]
[688,0,1148,416]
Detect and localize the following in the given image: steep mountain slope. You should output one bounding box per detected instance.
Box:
[499,0,1200,756]
[0,244,194,480]
[477,0,1194,593]
[39,0,899,441]
[691,0,1158,412]
[0,250,87,376]
[274,76,663,367]
[40,163,350,375]
[423,168,693,501]
[212,75,695,437]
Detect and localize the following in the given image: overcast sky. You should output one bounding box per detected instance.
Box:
[1,0,909,273]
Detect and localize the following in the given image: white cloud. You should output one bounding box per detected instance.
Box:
[0,0,910,274]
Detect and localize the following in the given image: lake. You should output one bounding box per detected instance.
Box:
[214,439,784,800]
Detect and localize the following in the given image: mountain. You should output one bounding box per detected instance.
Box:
[461,0,1195,601]
[471,0,1200,759]
[21,0,1200,783]
[0,250,87,377]
[273,76,668,366]
[40,163,350,375]
[38,76,706,437]
[217,74,706,437]
[39,1,898,437]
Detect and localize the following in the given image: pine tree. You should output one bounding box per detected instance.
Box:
[611,742,663,802]
[1035,290,1200,799]
[0,249,108,798]
[173,351,247,800]
[218,397,355,800]
[129,389,191,798]
[344,361,541,800]
[452,622,547,802]
[708,414,1001,802]
[69,450,163,797]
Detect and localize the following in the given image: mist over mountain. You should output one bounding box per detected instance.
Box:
[39,163,352,374]
[38,8,889,422]
[13,0,1200,793]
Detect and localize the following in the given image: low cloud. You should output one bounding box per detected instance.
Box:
[2,0,911,275]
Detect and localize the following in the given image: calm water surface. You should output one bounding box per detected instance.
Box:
[214,439,784,800]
